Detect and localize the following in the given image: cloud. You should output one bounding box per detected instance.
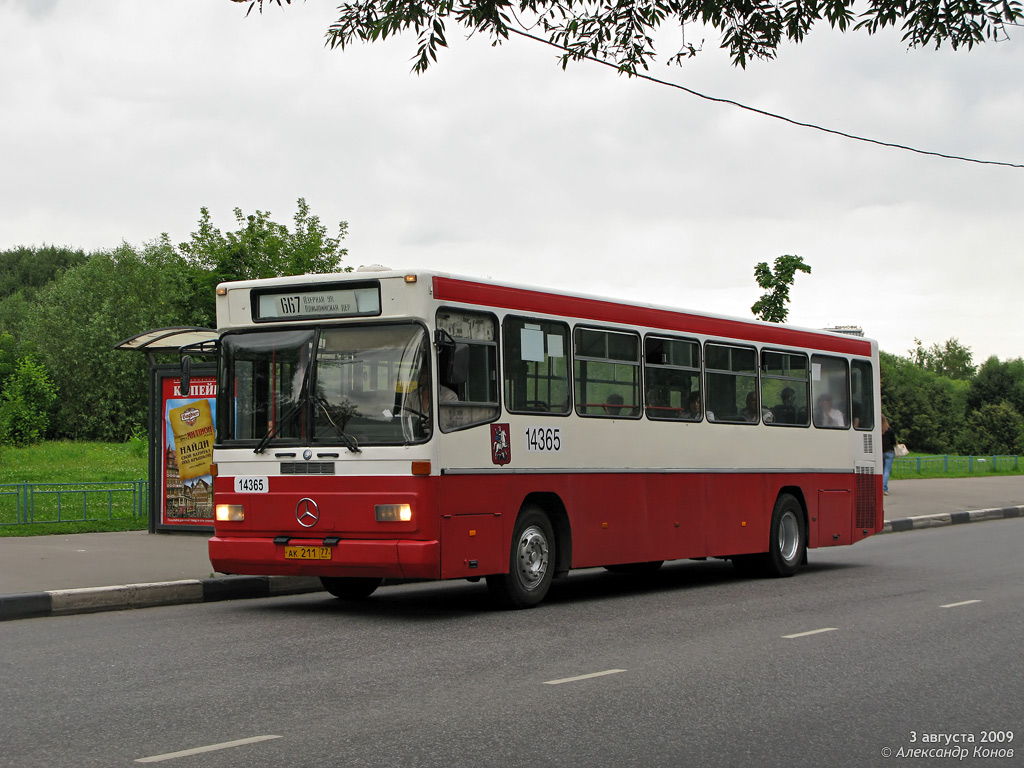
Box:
[0,1,1022,364]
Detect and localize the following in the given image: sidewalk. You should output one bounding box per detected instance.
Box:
[2,475,1022,621]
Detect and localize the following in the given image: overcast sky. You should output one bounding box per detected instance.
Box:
[2,0,1022,363]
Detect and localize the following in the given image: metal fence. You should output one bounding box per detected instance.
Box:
[892,455,1020,478]
[0,481,149,526]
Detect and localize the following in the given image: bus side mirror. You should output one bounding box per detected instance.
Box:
[180,355,191,396]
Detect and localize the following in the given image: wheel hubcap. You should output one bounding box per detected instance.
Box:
[778,510,800,563]
[516,525,549,591]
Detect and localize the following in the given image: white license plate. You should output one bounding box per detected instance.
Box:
[233,476,269,493]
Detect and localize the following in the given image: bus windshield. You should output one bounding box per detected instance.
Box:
[219,323,433,448]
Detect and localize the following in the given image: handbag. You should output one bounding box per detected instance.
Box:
[894,443,909,457]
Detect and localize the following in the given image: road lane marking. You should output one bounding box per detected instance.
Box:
[135,735,282,763]
[544,669,627,685]
[782,627,838,639]
[941,599,982,608]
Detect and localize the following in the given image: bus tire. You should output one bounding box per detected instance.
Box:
[486,506,555,609]
[766,493,805,577]
[320,576,383,600]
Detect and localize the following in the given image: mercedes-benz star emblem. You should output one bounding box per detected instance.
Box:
[295,498,320,528]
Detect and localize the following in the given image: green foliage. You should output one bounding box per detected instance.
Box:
[954,402,1024,456]
[751,254,811,323]
[0,245,87,302]
[0,332,16,393]
[880,351,969,454]
[967,356,1024,415]
[178,198,350,324]
[127,427,148,459]
[240,0,1024,73]
[0,358,58,447]
[0,198,348,443]
[18,241,200,441]
[909,337,976,380]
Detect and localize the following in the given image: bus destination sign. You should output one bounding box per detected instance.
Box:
[255,285,381,321]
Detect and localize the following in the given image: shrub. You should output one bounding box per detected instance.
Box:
[0,358,58,447]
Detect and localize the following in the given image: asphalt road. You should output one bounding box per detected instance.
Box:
[1,518,1021,768]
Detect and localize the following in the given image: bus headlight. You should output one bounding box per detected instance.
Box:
[216,504,245,522]
[375,504,412,522]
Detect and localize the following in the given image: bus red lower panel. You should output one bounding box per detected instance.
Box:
[209,469,881,581]
[209,536,440,580]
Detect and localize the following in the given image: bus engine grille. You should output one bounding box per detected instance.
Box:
[280,462,336,475]
[854,465,876,529]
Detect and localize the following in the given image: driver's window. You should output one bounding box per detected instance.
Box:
[434,309,500,432]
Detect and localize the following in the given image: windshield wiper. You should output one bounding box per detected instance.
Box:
[254,399,306,454]
[317,397,361,454]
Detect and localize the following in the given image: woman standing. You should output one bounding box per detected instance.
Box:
[881,414,897,495]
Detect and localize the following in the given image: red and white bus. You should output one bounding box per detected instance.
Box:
[199,267,882,608]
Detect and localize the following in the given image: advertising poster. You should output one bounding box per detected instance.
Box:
[160,375,217,528]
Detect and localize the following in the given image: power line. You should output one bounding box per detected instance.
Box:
[509,27,1024,169]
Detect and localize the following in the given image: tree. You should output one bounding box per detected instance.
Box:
[751,254,811,323]
[20,242,200,441]
[0,245,87,302]
[879,351,969,454]
[967,355,1024,416]
[954,401,1024,456]
[237,0,1024,73]
[908,337,976,380]
[178,198,350,325]
[0,358,57,447]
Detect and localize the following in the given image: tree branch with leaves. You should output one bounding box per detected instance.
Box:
[235,0,1023,73]
[751,254,811,323]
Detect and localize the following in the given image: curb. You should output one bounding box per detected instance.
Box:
[2,508,1022,622]
[881,505,1023,534]
[0,575,323,623]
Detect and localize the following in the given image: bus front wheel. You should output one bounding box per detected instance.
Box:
[487,506,555,609]
[320,576,383,600]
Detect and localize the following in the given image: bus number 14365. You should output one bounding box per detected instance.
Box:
[525,426,562,452]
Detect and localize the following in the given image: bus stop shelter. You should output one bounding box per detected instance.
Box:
[116,327,217,533]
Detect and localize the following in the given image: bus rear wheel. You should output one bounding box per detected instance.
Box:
[767,493,805,577]
[487,506,555,609]
[732,493,805,578]
[320,576,383,600]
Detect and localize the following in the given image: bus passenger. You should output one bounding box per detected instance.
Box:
[772,387,797,424]
[688,392,712,421]
[741,392,759,422]
[604,393,624,415]
[814,393,845,428]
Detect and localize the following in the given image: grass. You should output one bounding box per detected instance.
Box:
[0,440,146,483]
[0,440,149,536]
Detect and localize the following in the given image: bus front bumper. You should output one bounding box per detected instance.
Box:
[209,536,440,580]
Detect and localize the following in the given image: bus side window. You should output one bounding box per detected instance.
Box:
[705,343,758,424]
[761,350,809,427]
[811,354,850,429]
[503,317,571,415]
[435,309,500,431]
[574,327,641,418]
[644,335,700,421]
[851,359,874,430]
